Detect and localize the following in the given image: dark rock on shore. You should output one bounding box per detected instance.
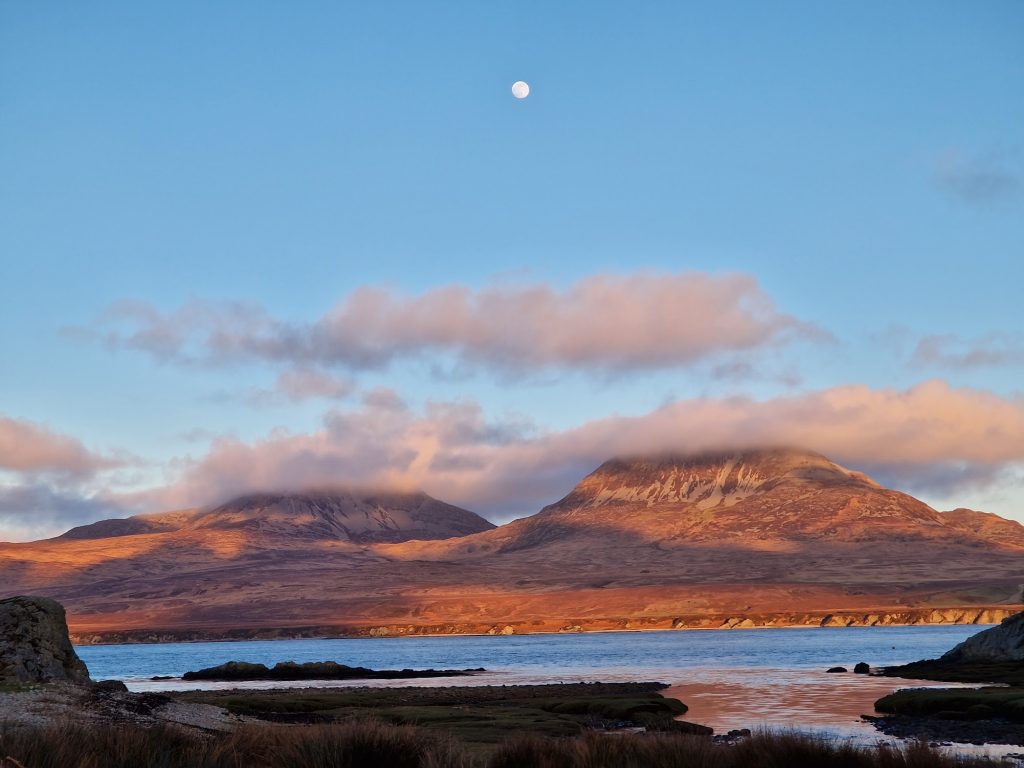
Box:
[826,666,847,673]
[942,611,1024,663]
[181,660,485,681]
[854,662,870,674]
[884,612,1024,684]
[0,595,90,684]
[641,717,712,735]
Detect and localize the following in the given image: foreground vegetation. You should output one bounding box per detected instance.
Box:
[0,720,1007,768]
[178,683,696,744]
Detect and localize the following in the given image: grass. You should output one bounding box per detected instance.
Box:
[491,730,1001,768]
[0,719,470,768]
[875,687,1024,722]
[179,683,687,745]
[0,721,1003,768]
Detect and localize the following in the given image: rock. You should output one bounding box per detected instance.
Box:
[854,662,870,674]
[643,718,713,735]
[942,611,1024,662]
[826,666,848,673]
[92,679,129,692]
[0,595,90,685]
[182,659,482,681]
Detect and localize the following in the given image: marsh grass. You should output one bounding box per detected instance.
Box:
[491,730,1002,768]
[0,721,1003,768]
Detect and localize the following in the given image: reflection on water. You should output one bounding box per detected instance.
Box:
[665,668,972,734]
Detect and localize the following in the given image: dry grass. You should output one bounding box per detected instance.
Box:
[491,730,1003,767]
[0,720,1004,768]
[0,719,470,768]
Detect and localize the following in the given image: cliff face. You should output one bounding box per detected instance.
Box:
[2,450,1022,640]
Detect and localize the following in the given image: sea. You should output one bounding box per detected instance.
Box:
[76,624,1015,757]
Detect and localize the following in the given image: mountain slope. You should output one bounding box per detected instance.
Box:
[941,508,1024,548]
[1,450,1022,640]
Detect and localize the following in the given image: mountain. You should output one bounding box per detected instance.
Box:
[466,449,1001,554]
[59,491,494,544]
[941,508,1024,548]
[1,450,1022,641]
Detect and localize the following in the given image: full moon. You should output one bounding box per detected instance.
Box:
[511,81,530,99]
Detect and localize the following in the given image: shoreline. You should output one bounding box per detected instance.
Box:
[69,605,1015,646]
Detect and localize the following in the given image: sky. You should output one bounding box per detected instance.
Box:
[1,1,1022,541]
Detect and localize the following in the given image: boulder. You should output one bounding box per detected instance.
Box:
[942,611,1024,663]
[826,666,847,673]
[854,662,870,674]
[0,596,90,684]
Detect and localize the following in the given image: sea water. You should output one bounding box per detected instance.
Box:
[76,625,1009,754]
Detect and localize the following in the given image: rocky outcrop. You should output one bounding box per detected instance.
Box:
[181,660,484,681]
[941,611,1024,663]
[0,596,90,684]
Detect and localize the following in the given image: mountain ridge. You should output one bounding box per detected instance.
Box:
[3,448,1023,641]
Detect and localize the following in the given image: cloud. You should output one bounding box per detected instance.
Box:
[4,380,1022,539]
[0,415,117,480]
[935,150,1019,204]
[142,380,1024,520]
[244,368,356,407]
[913,333,1024,369]
[77,272,825,375]
[361,386,407,411]
[0,484,130,542]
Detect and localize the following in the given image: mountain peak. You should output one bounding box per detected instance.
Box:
[546,448,878,514]
[58,489,494,545]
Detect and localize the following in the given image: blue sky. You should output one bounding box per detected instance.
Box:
[1,2,1022,539]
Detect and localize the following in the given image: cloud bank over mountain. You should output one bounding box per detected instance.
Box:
[131,380,1024,520]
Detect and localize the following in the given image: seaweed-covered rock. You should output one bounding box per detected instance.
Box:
[0,596,90,684]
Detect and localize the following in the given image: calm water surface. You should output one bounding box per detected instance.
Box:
[76,625,1010,755]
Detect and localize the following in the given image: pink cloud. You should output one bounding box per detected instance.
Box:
[0,415,115,479]
[243,368,356,406]
[144,380,1024,519]
[79,272,824,374]
[914,333,1024,369]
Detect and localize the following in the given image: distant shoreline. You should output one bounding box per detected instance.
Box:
[69,605,1015,646]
